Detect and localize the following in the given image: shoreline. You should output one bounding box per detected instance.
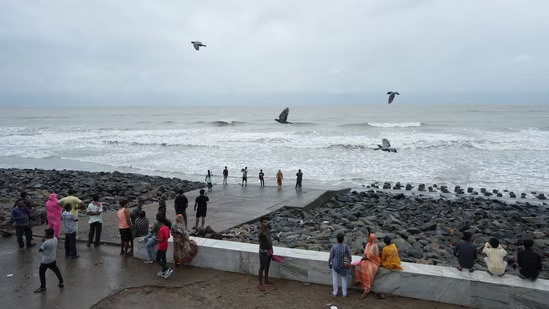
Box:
[1,157,548,199]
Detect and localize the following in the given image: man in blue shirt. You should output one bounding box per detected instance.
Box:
[11,200,35,249]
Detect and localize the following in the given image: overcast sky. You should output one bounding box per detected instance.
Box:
[0,0,548,106]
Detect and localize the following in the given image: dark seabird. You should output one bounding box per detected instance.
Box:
[387,91,400,104]
[275,108,292,124]
[374,138,397,152]
[191,41,206,51]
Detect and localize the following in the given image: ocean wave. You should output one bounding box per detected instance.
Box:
[208,120,247,127]
[338,122,423,128]
[101,140,212,148]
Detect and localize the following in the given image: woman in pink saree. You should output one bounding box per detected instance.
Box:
[354,230,384,299]
[45,194,62,238]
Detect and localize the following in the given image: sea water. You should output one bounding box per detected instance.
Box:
[0,104,548,193]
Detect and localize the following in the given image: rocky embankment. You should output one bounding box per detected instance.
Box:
[0,168,203,229]
[226,190,549,279]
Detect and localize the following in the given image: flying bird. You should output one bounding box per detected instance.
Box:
[275,108,292,124]
[387,91,400,104]
[374,138,397,153]
[191,41,206,51]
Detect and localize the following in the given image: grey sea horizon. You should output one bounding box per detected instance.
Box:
[1,104,548,194]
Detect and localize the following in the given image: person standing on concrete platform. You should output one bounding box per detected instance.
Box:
[130,198,145,226]
[516,239,542,281]
[34,228,63,293]
[58,190,84,239]
[46,193,62,238]
[62,204,79,259]
[257,216,279,292]
[205,170,213,191]
[483,238,507,276]
[117,200,133,256]
[295,169,303,190]
[453,232,477,272]
[174,189,189,227]
[329,233,352,297]
[11,200,35,249]
[276,170,283,190]
[86,194,103,248]
[259,169,265,187]
[13,191,32,209]
[194,189,209,229]
[222,166,229,185]
[241,167,248,186]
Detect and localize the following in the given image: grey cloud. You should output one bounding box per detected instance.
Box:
[0,0,548,106]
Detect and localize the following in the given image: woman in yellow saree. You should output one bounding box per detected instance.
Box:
[354,230,382,299]
[381,236,403,270]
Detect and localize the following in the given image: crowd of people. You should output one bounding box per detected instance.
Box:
[205,167,304,190]
[325,228,543,299]
[9,186,543,297]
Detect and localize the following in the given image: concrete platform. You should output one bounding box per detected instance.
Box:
[0,238,462,309]
[153,184,350,232]
[29,184,349,244]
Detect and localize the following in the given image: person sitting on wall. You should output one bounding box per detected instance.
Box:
[453,232,477,272]
[516,239,542,281]
[483,238,507,276]
[381,236,403,270]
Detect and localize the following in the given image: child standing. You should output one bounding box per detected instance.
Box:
[62,204,79,259]
[34,228,64,293]
[156,216,173,279]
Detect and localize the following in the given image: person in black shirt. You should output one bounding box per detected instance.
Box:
[222,166,228,185]
[516,239,542,281]
[259,169,265,187]
[257,216,279,292]
[295,169,303,190]
[174,190,189,227]
[194,189,209,229]
[453,232,477,272]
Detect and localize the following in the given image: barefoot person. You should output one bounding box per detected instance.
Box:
[276,170,283,190]
[222,166,228,185]
[453,232,477,272]
[257,217,279,291]
[241,167,248,187]
[34,228,63,293]
[117,200,133,256]
[194,189,209,229]
[295,169,303,190]
[329,233,352,297]
[259,169,265,187]
[205,170,213,191]
[354,228,384,299]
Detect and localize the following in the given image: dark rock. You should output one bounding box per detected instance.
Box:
[382,183,391,189]
[537,194,547,200]
[405,184,413,191]
[428,186,434,192]
[418,184,426,191]
[467,187,474,193]
[521,193,527,198]
[509,192,516,198]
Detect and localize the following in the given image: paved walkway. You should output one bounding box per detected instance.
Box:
[0,238,465,309]
[31,184,348,244]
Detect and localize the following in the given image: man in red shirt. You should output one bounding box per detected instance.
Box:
[156,216,173,279]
